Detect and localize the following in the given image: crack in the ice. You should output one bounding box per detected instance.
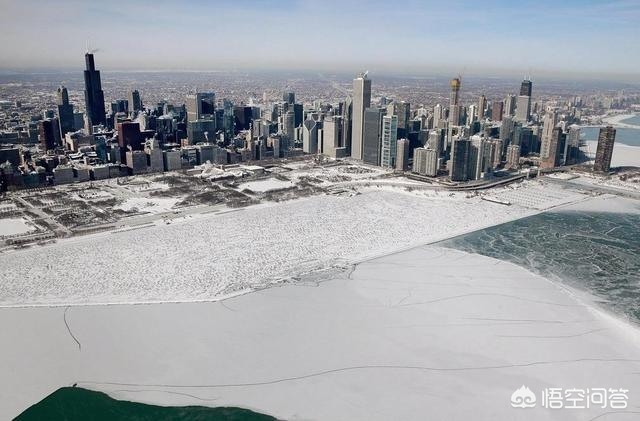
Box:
[63,306,81,351]
[112,388,219,402]
[397,292,582,308]
[77,357,640,389]
[496,328,608,338]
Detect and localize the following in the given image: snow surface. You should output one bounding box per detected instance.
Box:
[0,218,36,236]
[0,187,556,306]
[113,197,180,214]
[2,245,640,420]
[238,178,294,192]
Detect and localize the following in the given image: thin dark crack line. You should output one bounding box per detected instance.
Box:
[496,328,608,338]
[397,292,582,308]
[77,358,640,389]
[588,411,640,421]
[64,306,81,351]
[111,389,219,402]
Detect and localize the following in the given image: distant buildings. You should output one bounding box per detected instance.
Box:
[594,126,616,172]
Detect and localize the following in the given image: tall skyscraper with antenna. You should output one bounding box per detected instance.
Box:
[83,53,106,127]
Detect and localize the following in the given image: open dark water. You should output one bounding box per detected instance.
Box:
[441,211,640,322]
[15,387,277,421]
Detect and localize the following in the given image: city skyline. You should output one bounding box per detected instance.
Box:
[0,0,639,80]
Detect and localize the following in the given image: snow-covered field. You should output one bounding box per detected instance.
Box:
[0,218,36,236]
[3,245,640,420]
[238,178,294,192]
[113,197,180,214]
[0,182,581,307]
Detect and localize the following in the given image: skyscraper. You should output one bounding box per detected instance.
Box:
[351,72,372,160]
[129,90,143,113]
[541,127,563,169]
[594,126,616,172]
[491,101,504,122]
[362,108,382,165]
[504,94,516,117]
[186,92,215,122]
[515,95,531,122]
[342,96,353,153]
[540,110,558,160]
[83,53,106,126]
[449,77,461,125]
[283,92,295,105]
[449,138,470,182]
[387,101,410,138]
[478,95,486,120]
[380,115,398,168]
[515,79,532,122]
[56,86,74,137]
[520,79,533,96]
[39,118,61,151]
[302,118,319,154]
[396,139,409,171]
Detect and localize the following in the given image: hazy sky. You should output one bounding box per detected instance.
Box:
[1,0,639,78]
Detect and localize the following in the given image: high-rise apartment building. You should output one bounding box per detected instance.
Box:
[594,126,616,172]
[540,110,559,159]
[380,115,398,168]
[449,138,470,181]
[491,101,504,122]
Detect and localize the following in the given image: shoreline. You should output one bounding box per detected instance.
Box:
[0,184,564,308]
[601,112,640,129]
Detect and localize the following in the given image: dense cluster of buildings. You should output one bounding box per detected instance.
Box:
[0,54,619,191]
